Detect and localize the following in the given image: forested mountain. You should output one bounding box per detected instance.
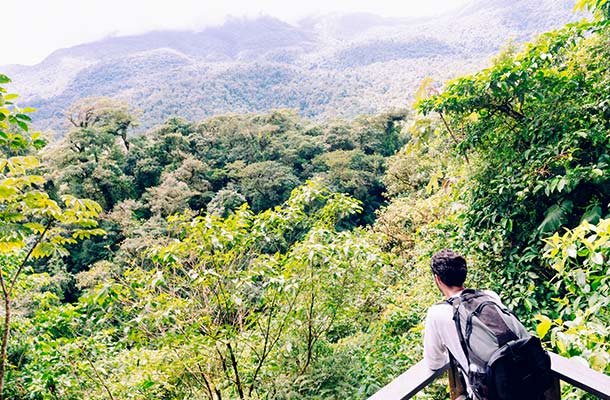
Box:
[3,0,577,131]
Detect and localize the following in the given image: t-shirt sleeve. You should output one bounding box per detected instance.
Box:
[423,307,449,370]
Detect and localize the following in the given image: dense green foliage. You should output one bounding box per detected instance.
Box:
[0,3,609,399]
[539,218,609,371]
[50,107,406,224]
[418,15,610,318]
[13,182,393,399]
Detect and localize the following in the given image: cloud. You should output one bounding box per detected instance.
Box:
[1,0,469,65]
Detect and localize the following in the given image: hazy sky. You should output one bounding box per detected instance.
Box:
[3,0,470,66]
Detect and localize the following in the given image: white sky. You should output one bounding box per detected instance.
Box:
[3,0,470,66]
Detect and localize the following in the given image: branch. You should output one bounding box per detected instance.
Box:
[0,269,7,301]
[9,219,54,297]
[248,293,278,396]
[497,102,526,121]
[315,270,350,340]
[299,268,316,376]
[215,346,230,383]
[226,342,245,400]
[79,345,116,400]
[197,364,216,400]
[68,115,78,128]
[438,112,470,165]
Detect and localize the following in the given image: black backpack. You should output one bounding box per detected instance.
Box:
[446,289,553,400]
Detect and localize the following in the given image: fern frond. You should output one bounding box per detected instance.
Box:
[538,200,573,234]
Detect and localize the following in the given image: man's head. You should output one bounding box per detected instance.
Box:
[431,249,467,288]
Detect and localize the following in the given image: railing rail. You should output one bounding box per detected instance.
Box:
[548,353,610,399]
[368,361,449,400]
[369,352,610,400]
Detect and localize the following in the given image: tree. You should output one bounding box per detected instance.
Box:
[322,123,356,152]
[207,187,246,217]
[0,75,104,399]
[352,110,409,157]
[575,0,610,19]
[418,20,610,316]
[66,97,137,151]
[50,98,138,210]
[313,150,386,225]
[236,161,299,212]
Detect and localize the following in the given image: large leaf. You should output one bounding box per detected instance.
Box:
[537,200,573,234]
[535,315,552,338]
[580,204,602,224]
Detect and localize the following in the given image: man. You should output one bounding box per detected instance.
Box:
[424,249,474,373]
[423,249,538,399]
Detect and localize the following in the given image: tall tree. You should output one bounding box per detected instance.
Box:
[49,98,138,210]
[0,75,104,399]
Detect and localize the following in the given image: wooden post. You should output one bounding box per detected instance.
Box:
[544,377,561,400]
[447,357,467,400]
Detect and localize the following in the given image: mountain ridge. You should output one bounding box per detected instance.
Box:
[1,0,579,132]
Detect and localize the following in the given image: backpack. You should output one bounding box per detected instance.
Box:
[446,289,553,400]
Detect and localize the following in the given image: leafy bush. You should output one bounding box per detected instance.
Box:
[537,218,610,374]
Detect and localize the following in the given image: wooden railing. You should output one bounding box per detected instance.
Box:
[369,352,610,400]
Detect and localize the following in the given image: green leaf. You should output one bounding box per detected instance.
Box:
[24,222,46,233]
[0,240,25,253]
[0,75,10,84]
[581,205,602,224]
[523,298,532,312]
[0,185,18,198]
[31,242,56,259]
[575,269,586,288]
[0,211,25,222]
[141,380,155,390]
[16,120,28,132]
[32,139,46,149]
[537,200,573,233]
[555,336,567,353]
[589,351,608,371]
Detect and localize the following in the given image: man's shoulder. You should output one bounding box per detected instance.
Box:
[460,288,502,301]
[427,289,503,310]
[426,300,453,320]
[427,289,502,308]
[480,289,502,302]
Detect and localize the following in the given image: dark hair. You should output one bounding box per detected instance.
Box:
[431,249,467,287]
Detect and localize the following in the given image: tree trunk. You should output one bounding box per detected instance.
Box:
[0,294,11,400]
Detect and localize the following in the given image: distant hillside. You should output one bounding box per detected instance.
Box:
[2,0,578,132]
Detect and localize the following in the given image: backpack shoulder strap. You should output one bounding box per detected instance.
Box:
[447,296,471,367]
